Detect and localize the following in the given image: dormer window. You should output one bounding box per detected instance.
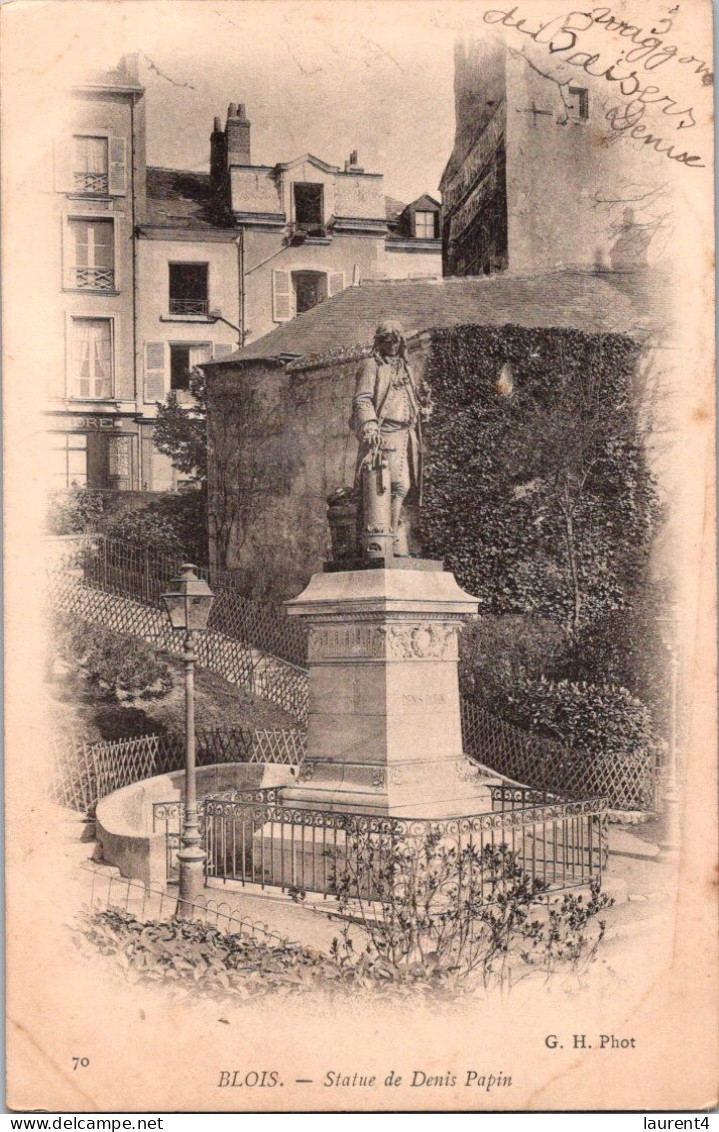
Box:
[414,210,438,239]
[293,183,324,235]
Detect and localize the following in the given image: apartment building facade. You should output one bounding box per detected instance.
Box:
[48,56,145,492]
[48,67,442,493]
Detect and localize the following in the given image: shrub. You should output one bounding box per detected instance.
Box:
[47,487,109,535]
[78,910,331,998]
[142,488,208,566]
[419,324,659,638]
[103,509,184,559]
[56,616,172,703]
[330,824,612,992]
[501,675,657,763]
[458,614,569,708]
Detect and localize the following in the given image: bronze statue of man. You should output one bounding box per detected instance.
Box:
[351,320,432,557]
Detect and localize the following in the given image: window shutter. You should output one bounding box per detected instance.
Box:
[144,342,166,402]
[272,269,292,322]
[54,136,74,193]
[108,137,127,195]
[328,272,345,298]
[213,343,234,359]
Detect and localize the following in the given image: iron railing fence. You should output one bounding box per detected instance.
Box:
[73,267,115,291]
[199,787,607,902]
[52,536,309,668]
[50,724,305,815]
[460,698,656,813]
[80,861,292,945]
[74,172,109,194]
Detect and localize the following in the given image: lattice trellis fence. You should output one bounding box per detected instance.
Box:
[460,698,656,812]
[49,724,303,815]
[251,728,307,765]
[48,546,657,812]
[49,577,306,722]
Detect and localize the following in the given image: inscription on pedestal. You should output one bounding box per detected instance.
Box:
[307,620,458,662]
[308,624,384,661]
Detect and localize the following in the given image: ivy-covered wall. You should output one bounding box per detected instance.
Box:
[420,324,657,635]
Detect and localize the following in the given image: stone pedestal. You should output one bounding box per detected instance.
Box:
[281,563,492,818]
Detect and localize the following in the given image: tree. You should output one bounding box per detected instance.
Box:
[207,380,292,578]
[153,368,208,485]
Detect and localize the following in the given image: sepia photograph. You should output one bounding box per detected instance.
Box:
[2,0,716,1114]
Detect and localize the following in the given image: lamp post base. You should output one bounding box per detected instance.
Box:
[175,846,207,918]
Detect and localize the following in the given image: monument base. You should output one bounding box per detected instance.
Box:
[280,565,495,818]
[280,755,493,817]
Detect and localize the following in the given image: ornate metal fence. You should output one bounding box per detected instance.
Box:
[200,786,607,901]
[460,698,656,812]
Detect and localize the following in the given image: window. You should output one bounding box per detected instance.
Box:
[70,317,113,399]
[567,86,589,120]
[74,136,109,194]
[68,219,114,290]
[414,210,438,239]
[293,183,324,234]
[293,271,328,315]
[50,433,87,487]
[273,269,344,321]
[170,343,211,392]
[169,263,209,316]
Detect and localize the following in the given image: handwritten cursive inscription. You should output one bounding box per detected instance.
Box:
[482,6,709,168]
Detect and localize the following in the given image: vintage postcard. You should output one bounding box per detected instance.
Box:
[2,0,717,1114]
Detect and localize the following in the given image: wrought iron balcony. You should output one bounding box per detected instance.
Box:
[287,222,327,242]
[168,297,210,316]
[73,171,109,195]
[73,267,115,291]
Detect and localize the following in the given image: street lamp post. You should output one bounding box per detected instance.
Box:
[161,564,215,917]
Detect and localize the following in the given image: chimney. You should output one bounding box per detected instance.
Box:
[210,115,227,196]
[344,149,364,173]
[225,102,251,166]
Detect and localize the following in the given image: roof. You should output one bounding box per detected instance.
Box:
[208,269,664,368]
[385,196,406,223]
[408,193,441,211]
[143,167,220,229]
[77,55,144,94]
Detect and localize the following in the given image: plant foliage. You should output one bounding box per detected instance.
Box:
[420,325,660,637]
[330,824,612,992]
[55,615,172,703]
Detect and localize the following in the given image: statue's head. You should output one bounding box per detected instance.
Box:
[373,320,407,361]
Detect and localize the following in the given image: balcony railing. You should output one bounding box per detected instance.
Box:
[168,297,209,316]
[287,222,327,241]
[74,171,109,195]
[73,267,115,291]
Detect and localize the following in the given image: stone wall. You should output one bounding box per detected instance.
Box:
[206,342,430,598]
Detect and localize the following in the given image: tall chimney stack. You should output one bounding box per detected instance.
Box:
[225,102,251,166]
